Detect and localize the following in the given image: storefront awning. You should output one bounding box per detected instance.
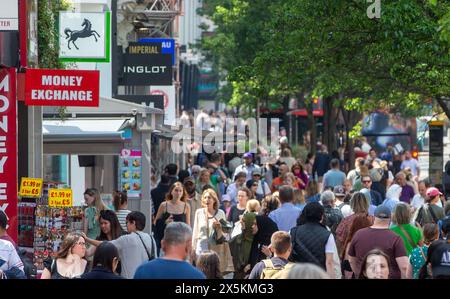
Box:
[43,119,128,142]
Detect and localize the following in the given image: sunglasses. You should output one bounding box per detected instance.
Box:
[362,180,371,183]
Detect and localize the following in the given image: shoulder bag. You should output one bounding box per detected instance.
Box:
[398,225,417,249]
[206,209,234,274]
[135,232,155,261]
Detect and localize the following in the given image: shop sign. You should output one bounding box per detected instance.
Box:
[19,177,43,198]
[48,189,73,207]
[0,0,18,31]
[150,86,175,125]
[429,121,444,186]
[25,68,100,107]
[119,149,141,198]
[138,38,176,65]
[0,68,17,242]
[119,53,172,86]
[59,12,110,62]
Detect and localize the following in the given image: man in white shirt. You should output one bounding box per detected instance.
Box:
[232,152,260,181]
[411,181,427,213]
[400,151,420,177]
[0,239,24,279]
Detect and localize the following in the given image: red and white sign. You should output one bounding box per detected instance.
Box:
[0,68,17,242]
[25,68,100,107]
[150,85,175,125]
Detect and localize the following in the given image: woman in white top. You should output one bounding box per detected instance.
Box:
[192,188,226,259]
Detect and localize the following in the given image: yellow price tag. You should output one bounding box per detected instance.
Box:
[19,178,43,198]
[48,189,73,207]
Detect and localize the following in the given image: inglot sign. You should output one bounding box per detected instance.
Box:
[119,42,173,86]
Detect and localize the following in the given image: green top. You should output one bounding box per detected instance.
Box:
[390,224,423,255]
[85,206,101,240]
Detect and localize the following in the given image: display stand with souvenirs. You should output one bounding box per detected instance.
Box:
[17,179,83,276]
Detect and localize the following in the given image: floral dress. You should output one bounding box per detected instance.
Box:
[409,245,428,279]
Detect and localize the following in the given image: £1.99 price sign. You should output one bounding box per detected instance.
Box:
[19,178,43,198]
[48,189,73,207]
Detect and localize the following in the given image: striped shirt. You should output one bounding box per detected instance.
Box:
[116,209,131,231]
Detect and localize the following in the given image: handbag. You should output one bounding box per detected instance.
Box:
[206,209,235,274]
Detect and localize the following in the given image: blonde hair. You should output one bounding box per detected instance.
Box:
[293,189,305,205]
[246,199,261,213]
[84,188,107,216]
[201,188,220,211]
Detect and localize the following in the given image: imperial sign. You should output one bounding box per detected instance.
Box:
[25,69,100,107]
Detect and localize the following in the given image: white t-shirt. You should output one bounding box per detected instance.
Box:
[411,194,425,209]
[325,233,341,279]
[111,231,156,279]
[0,239,23,273]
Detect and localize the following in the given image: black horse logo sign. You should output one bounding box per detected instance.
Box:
[64,18,101,50]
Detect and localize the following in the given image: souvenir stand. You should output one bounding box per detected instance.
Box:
[17,181,83,275]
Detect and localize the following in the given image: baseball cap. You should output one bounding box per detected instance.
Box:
[429,241,450,278]
[426,187,442,198]
[243,152,253,159]
[333,185,345,197]
[252,168,262,176]
[183,176,195,184]
[222,194,231,202]
[374,205,391,219]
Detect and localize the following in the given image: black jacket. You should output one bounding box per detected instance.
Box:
[289,222,331,269]
[151,183,170,213]
[80,267,124,279]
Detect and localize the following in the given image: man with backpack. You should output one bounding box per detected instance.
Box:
[248,231,293,279]
[416,187,446,227]
[321,191,344,235]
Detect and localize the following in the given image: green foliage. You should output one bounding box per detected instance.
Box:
[38,0,71,119]
[198,0,450,128]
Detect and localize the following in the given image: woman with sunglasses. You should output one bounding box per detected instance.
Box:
[81,242,123,279]
[41,232,89,279]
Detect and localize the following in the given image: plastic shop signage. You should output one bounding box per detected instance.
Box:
[19,177,43,198]
[25,69,100,107]
[48,189,73,207]
[0,0,18,31]
[0,68,18,242]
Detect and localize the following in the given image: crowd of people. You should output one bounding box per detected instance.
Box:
[1,139,450,280]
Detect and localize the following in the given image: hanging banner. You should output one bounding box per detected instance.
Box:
[59,12,110,62]
[24,68,100,107]
[19,177,43,198]
[119,52,172,86]
[150,86,175,126]
[0,0,18,31]
[119,149,142,198]
[0,68,17,242]
[48,189,73,207]
[429,121,444,186]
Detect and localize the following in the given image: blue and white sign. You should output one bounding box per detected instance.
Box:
[138,38,175,65]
